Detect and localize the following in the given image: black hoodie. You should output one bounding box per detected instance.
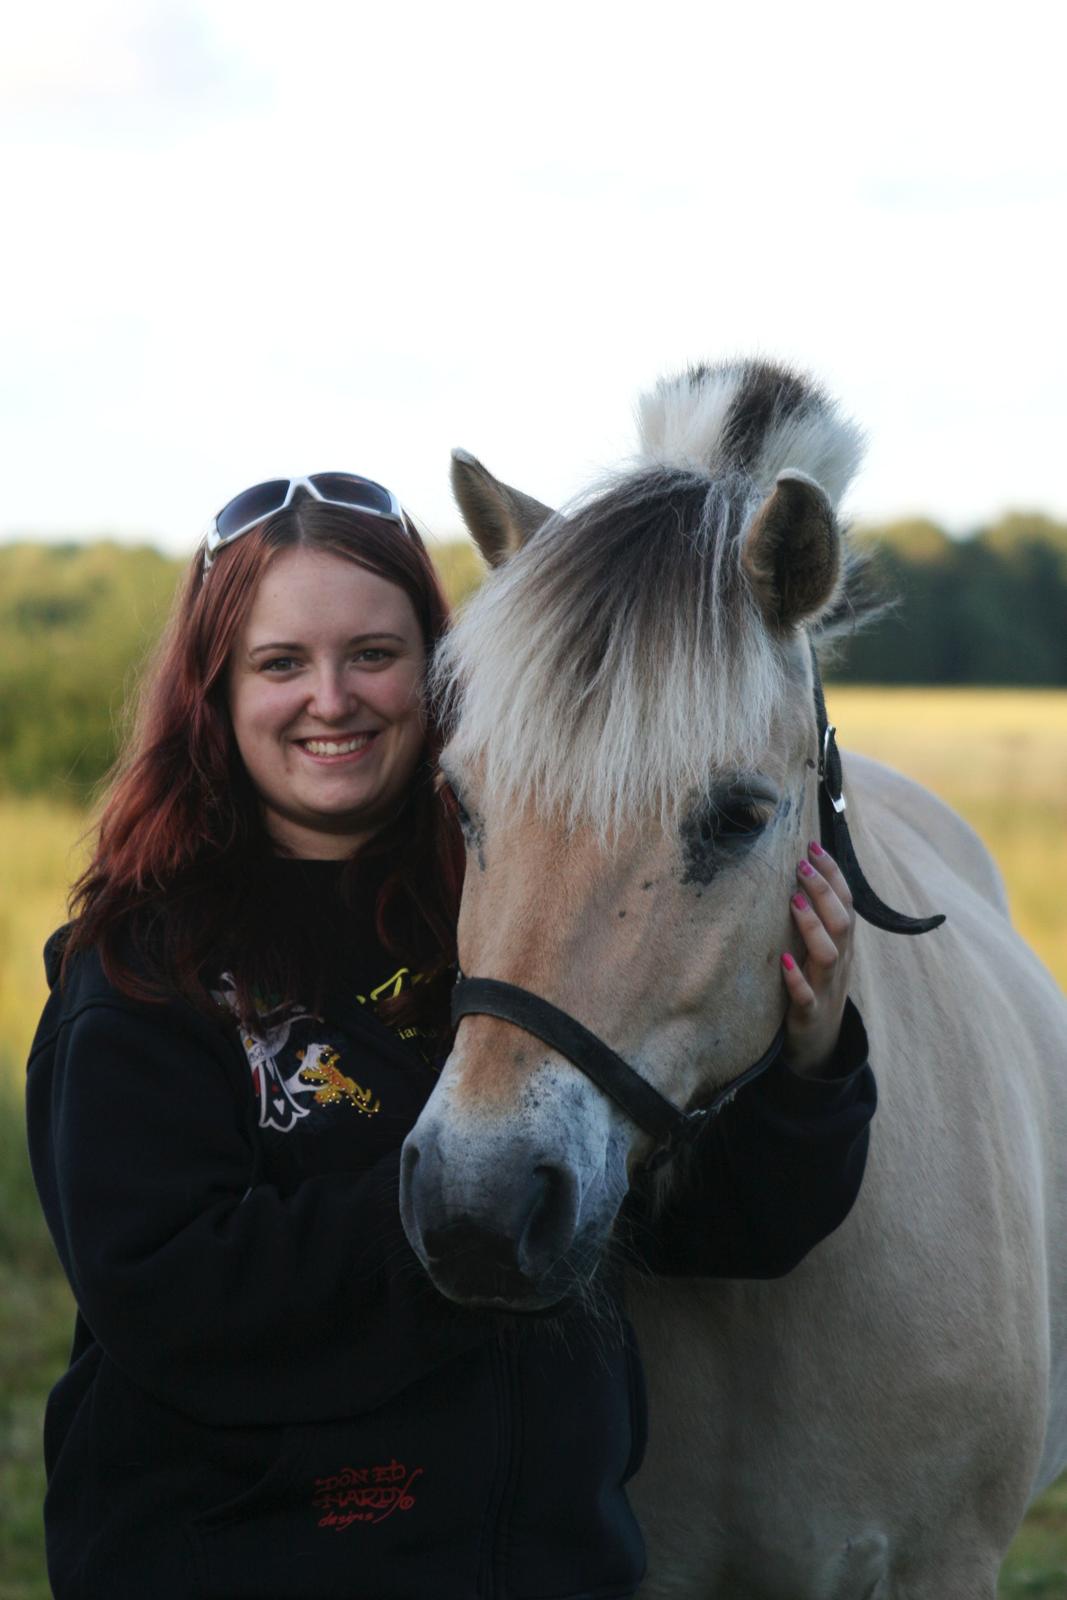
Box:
[26,860,874,1600]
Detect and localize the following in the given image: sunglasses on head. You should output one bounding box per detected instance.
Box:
[202,473,408,572]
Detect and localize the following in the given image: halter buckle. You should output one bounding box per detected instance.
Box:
[820,722,847,815]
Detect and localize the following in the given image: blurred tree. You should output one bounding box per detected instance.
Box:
[427,537,486,610]
[831,514,1067,687]
[837,521,959,682]
[0,543,183,801]
[977,514,1067,680]
[983,511,1067,574]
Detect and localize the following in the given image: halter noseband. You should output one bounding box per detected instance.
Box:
[451,653,945,1162]
[451,976,787,1158]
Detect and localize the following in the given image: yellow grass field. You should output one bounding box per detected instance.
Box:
[2,688,1066,1597]
[829,686,1067,989]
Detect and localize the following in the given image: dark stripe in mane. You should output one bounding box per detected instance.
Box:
[715,361,822,474]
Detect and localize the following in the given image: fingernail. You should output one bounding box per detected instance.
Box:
[809,841,824,857]
[781,952,796,971]
[798,860,815,878]
[792,892,809,910]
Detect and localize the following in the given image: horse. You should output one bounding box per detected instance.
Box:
[399,359,1067,1597]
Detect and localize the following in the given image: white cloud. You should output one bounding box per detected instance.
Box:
[2,0,1065,549]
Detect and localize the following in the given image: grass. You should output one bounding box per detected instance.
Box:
[827,687,1067,991]
[0,798,85,1599]
[0,795,88,1090]
[1004,1475,1067,1596]
[2,689,1066,1596]
[0,1092,73,1600]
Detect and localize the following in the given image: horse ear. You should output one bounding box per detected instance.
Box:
[741,470,841,630]
[450,449,556,568]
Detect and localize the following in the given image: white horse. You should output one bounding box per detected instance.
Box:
[401,360,1067,1597]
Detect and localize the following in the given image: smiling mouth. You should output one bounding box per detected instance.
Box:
[296,733,378,758]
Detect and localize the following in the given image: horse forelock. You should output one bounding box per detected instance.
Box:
[433,467,799,834]
[636,358,865,509]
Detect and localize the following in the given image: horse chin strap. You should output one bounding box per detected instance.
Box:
[810,647,945,936]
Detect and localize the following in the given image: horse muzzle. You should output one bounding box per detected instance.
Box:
[399,1115,616,1310]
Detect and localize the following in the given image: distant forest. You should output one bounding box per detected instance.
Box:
[1,514,1064,800]
[840,513,1067,685]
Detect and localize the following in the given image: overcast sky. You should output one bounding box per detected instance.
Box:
[2,0,1065,552]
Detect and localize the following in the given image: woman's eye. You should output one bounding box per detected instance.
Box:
[262,656,299,673]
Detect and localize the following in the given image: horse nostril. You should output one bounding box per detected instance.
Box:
[398,1139,421,1222]
[401,1140,420,1185]
[398,1135,431,1260]
[517,1164,579,1281]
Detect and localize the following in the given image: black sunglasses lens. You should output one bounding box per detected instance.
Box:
[216,479,290,539]
[309,473,395,517]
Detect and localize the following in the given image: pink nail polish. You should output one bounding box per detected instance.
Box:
[781,952,796,971]
[792,892,809,910]
[809,841,824,856]
[799,860,815,877]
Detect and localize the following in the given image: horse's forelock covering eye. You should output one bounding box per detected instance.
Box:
[437,759,487,868]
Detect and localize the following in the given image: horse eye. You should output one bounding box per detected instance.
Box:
[713,800,768,840]
[688,794,771,866]
[438,776,472,832]
[696,800,767,845]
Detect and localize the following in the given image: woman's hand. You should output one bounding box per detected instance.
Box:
[779,842,855,1077]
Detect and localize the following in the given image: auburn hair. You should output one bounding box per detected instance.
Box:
[64,497,465,1034]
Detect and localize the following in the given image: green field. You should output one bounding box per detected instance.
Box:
[2,689,1066,1596]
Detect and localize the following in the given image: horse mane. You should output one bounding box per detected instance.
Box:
[435,360,867,832]
[635,359,864,505]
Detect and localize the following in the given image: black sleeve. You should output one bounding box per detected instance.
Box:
[620,998,875,1279]
[26,994,492,1429]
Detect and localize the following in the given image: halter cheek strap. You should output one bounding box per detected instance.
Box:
[811,649,946,936]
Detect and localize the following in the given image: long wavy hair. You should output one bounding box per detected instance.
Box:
[64,496,465,1033]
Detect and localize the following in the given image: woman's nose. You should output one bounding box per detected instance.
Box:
[307,665,354,722]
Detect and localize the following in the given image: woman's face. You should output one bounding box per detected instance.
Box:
[228,546,427,858]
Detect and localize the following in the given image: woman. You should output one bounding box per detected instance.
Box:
[27,473,874,1600]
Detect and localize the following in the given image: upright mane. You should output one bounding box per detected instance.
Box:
[436,360,865,832]
[635,359,863,505]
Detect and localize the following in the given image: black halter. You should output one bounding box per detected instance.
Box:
[451,655,945,1159]
[452,975,786,1153]
[810,651,945,937]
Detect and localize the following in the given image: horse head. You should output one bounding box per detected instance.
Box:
[400,360,865,1310]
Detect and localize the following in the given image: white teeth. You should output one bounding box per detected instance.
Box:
[302,735,373,757]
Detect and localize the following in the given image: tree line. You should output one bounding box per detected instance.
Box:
[836,512,1067,684]
[1,516,1063,801]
